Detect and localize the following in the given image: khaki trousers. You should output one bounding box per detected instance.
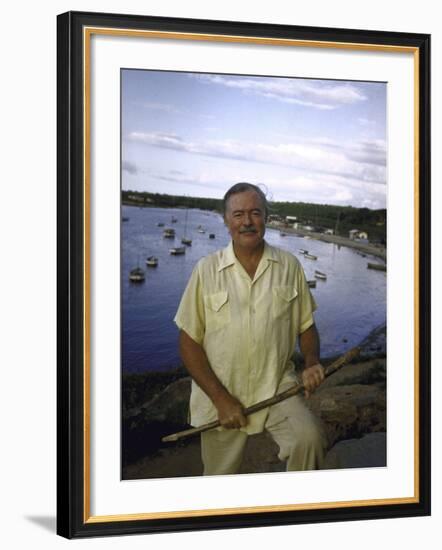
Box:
[201,393,327,476]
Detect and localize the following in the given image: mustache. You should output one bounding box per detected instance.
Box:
[239,227,258,234]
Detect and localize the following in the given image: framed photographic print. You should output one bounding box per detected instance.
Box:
[57,11,431,538]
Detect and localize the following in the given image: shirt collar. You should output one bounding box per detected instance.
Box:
[217,240,279,272]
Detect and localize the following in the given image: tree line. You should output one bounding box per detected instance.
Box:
[122,190,386,242]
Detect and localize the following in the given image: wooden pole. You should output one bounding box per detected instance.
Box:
[162,346,360,443]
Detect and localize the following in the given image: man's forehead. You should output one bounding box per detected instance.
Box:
[226,190,264,211]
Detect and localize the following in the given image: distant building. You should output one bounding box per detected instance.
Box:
[128,194,144,202]
[349,229,369,241]
[349,229,359,240]
[285,215,298,223]
[324,229,334,235]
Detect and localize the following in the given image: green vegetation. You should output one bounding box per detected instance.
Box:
[122,190,386,243]
[269,201,386,243]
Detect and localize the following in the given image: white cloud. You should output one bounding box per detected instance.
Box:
[122,160,139,175]
[358,117,376,126]
[140,101,184,114]
[192,74,367,110]
[127,131,386,186]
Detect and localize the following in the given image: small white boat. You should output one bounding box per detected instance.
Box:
[314,270,327,280]
[198,229,206,234]
[367,262,386,271]
[304,253,318,260]
[299,249,308,254]
[170,247,186,255]
[181,209,192,245]
[129,267,145,282]
[163,228,175,238]
[146,256,158,267]
[307,280,316,288]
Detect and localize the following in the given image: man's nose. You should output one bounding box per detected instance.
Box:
[243,212,252,225]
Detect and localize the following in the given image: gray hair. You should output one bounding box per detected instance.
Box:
[222,182,269,219]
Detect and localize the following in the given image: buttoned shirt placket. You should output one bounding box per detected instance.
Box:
[234,257,272,408]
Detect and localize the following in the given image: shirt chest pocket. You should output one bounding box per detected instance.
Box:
[273,286,298,321]
[204,291,230,334]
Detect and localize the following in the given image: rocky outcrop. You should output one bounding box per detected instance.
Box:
[123,326,387,472]
[323,432,386,469]
[122,377,191,466]
[123,360,386,472]
[308,383,386,447]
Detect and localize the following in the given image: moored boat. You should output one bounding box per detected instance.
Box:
[163,228,175,238]
[304,253,318,260]
[181,209,192,245]
[307,280,316,288]
[129,267,145,282]
[146,256,158,267]
[169,247,186,255]
[299,249,308,254]
[314,270,327,280]
[367,262,386,271]
[209,233,215,239]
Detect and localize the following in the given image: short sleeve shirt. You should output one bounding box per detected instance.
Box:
[174,241,317,434]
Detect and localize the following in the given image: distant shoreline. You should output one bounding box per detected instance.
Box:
[123,202,386,261]
[270,225,386,261]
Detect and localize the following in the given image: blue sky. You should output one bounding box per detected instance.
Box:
[122,70,386,209]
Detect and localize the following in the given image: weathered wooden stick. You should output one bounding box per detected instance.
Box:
[162,346,361,443]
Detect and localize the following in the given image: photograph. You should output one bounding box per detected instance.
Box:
[120,69,388,481]
[56,10,430,538]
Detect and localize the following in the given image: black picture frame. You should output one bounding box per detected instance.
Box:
[57,10,431,539]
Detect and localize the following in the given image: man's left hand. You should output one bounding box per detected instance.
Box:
[302,363,325,398]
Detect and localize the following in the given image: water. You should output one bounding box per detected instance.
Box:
[122,205,386,373]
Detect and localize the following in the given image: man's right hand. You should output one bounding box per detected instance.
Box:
[214,393,247,429]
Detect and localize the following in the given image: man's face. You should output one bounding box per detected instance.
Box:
[224,190,266,252]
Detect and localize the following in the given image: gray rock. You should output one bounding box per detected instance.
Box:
[138,377,191,426]
[307,384,386,446]
[358,323,386,358]
[320,359,386,390]
[323,432,386,469]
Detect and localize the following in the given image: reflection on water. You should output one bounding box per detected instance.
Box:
[122,206,386,373]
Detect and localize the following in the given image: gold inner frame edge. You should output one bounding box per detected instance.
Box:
[82,26,421,524]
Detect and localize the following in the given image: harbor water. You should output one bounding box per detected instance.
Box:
[122,205,386,374]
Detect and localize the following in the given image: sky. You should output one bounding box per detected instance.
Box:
[121,69,387,209]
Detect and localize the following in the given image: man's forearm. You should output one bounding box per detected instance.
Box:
[178,330,228,405]
[299,323,324,397]
[299,323,320,368]
[178,330,247,428]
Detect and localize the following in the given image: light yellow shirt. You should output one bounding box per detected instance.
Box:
[174,241,317,434]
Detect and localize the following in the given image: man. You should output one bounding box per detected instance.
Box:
[174,182,327,475]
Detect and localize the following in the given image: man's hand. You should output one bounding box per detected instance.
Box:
[302,363,325,398]
[214,393,247,429]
